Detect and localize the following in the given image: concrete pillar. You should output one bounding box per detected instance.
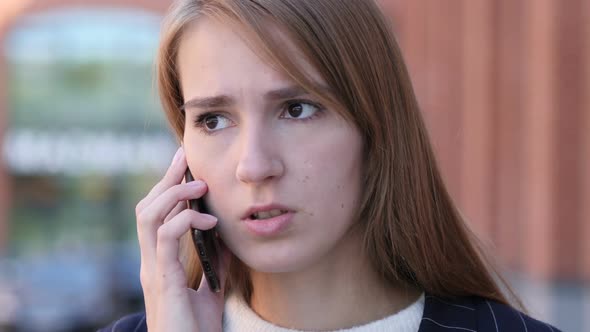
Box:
[397,0,428,108]
[460,0,494,241]
[581,0,590,281]
[521,0,556,279]
[551,0,586,278]
[423,0,464,200]
[493,0,526,270]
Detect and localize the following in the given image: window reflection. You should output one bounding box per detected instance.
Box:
[1,9,174,331]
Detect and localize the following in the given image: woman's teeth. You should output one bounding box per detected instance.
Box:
[252,209,285,220]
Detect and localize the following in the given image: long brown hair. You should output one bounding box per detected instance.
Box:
[156,0,522,309]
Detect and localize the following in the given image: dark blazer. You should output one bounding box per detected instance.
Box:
[98,294,562,332]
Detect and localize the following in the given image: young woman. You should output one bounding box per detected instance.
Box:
[101,0,561,331]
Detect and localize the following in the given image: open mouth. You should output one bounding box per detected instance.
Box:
[250,209,289,220]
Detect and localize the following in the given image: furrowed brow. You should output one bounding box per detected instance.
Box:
[180,95,234,110]
[180,84,332,110]
[264,85,333,100]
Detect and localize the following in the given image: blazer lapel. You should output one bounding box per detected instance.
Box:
[418,293,478,332]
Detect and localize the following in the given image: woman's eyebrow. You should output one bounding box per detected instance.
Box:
[180,85,331,110]
[264,85,310,100]
[180,95,232,111]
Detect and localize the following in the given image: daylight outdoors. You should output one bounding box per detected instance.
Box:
[0,1,588,331]
[0,6,176,331]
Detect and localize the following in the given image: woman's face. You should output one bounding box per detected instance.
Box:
[177,18,363,273]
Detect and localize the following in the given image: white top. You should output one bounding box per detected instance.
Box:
[222,292,425,332]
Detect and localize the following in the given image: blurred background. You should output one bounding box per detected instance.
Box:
[0,0,587,331]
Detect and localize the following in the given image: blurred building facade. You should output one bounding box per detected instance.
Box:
[0,0,588,285]
[0,1,173,330]
[387,0,590,283]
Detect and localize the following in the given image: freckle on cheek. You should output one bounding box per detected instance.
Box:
[341,203,344,209]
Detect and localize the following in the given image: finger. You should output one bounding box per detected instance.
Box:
[155,209,218,291]
[141,180,207,232]
[137,181,207,268]
[136,147,188,214]
[164,200,186,223]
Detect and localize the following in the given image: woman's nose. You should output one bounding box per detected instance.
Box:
[235,129,284,184]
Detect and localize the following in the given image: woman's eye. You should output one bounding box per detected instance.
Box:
[281,101,321,120]
[194,113,232,133]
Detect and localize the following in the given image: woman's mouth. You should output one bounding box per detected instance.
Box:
[243,210,294,236]
[250,209,289,220]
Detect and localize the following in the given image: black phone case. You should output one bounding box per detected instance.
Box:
[185,169,221,293]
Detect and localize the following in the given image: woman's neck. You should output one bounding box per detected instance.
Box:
[248,231,421,331]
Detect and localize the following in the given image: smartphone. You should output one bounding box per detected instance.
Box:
[184,168,221,293]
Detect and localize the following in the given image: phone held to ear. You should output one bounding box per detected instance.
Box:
[184,167,221,293]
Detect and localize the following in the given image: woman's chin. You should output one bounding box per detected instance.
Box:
[237,247,314,274]
[246,260,306,274]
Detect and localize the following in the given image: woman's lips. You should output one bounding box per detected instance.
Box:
[242,211,295,236]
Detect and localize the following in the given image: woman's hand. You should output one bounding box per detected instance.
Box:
[135,147,230,332]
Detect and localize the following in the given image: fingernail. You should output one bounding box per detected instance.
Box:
[172,147,184,164]
[188,180,205,188]
[202,214,218,224]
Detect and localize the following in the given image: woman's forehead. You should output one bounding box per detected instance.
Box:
[177,16,326,92]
